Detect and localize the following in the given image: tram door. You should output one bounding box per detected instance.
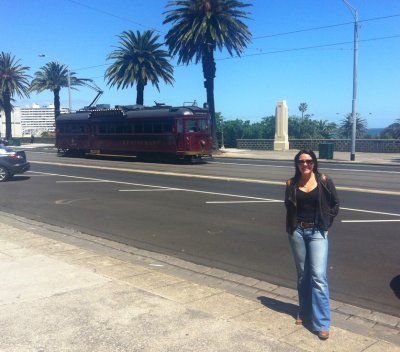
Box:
[176,119,185,151]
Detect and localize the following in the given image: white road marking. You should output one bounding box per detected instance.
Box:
[119,189,180,192]
[342,220,400,223]
[29,170,400,220]
[210,161,400,174]
[29,161,400,196]
[56,180,110,183]
[28,171,278,201]
[55,199,89,205]
[340,207,400,217]
[206,200,281,204]
[29,161,284,185]
[208,161,289,168]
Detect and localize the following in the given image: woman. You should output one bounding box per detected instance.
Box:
[285,150,339,340]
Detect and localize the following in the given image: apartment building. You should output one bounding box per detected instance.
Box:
[0,103,69,137]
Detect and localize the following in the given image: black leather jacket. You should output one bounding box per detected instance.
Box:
[285,173,340,234]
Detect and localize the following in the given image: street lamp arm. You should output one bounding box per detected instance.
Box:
[342,0,358,19]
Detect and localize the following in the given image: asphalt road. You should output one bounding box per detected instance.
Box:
[1,149,399,317]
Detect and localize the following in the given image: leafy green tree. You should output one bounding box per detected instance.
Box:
[222,119,247,147]
[315,120,337,138]
[298,102,308,118]
[105,30,174,106]
[260,115,275,139]
[163,0,252,148]
[380,119,400,139]
[338,113,368,139]
[288,116,337,139]
[31,62,92,119]
[215,111,223,134]
[0,52,31,140]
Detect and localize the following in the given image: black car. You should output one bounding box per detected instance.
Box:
[0,145,30,182]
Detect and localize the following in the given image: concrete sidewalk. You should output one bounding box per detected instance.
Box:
[0,212,399,352]
[215,148,400,165]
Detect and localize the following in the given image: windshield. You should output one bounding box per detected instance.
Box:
[185,119,209,133]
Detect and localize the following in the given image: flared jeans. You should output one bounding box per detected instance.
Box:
[288,226,330,331]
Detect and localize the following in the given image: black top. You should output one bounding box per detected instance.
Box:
[296,186,319,222]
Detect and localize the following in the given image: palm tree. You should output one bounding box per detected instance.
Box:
[338,113,368,139]
[298,102,308,118]
[31,62,92,119]
[105,30,174,106]
[0,52,31,141]
[381,119,400,139]
[163,0,252,149]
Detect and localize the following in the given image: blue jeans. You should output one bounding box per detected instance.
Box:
[288,226,330,331]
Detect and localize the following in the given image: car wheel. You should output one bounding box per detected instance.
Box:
[0,166,10,182]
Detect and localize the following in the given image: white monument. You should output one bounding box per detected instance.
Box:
[274,100,289,151]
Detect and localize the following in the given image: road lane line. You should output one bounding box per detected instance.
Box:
[56,180,110,183]
[341,207,400,217]
[28,171,400,215]
[206,200,281,204]
[342,220,400,223]
[28,162,400,196]
[208,161,289,168]
[119,189,180,192]
[28,171,283,202]
[210,161,400,174]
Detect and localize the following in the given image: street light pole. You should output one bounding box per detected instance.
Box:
[38,54,72,112]
[67,68,71,112]
[342,0,358,161]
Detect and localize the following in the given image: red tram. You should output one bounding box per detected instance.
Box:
[55,104,213,162]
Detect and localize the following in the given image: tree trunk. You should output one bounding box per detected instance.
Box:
[136,81,145,105]
[54,88,61,119]
[202,48,218,150]
[3,90,12,141]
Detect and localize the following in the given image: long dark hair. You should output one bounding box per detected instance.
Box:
[293,149,320,182]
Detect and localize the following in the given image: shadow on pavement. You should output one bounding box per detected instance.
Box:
[9,176,30,182]
[257,296,298,319]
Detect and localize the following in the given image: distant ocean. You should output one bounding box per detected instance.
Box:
[367,128,383,136]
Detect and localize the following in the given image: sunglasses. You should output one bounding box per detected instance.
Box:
[297,159,314,165]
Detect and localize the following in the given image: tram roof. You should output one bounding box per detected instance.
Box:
[56,105,209,122]
[124,106,209,119]
[57,112,90,122]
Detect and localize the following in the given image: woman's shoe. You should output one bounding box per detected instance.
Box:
[295,319,303,325]
[318,330,329,340]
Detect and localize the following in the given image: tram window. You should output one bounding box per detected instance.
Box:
[186,120,196,132]
[134,123,143,133]
[143,122,152,133]
[70,124,85,133]
[199,119,209,131]
[108,125,116,134]
[187,119,209,132]
[123,124,132,134]
[98,124,107,134]
[186,119,207,132]
[116,124,124,134]
[177,120,183,133]
[153,122,162,133]
[162,121,173,133]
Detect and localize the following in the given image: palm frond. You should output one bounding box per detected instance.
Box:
[105,30,174,98]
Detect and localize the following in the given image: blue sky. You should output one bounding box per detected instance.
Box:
[2,0,399,128]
